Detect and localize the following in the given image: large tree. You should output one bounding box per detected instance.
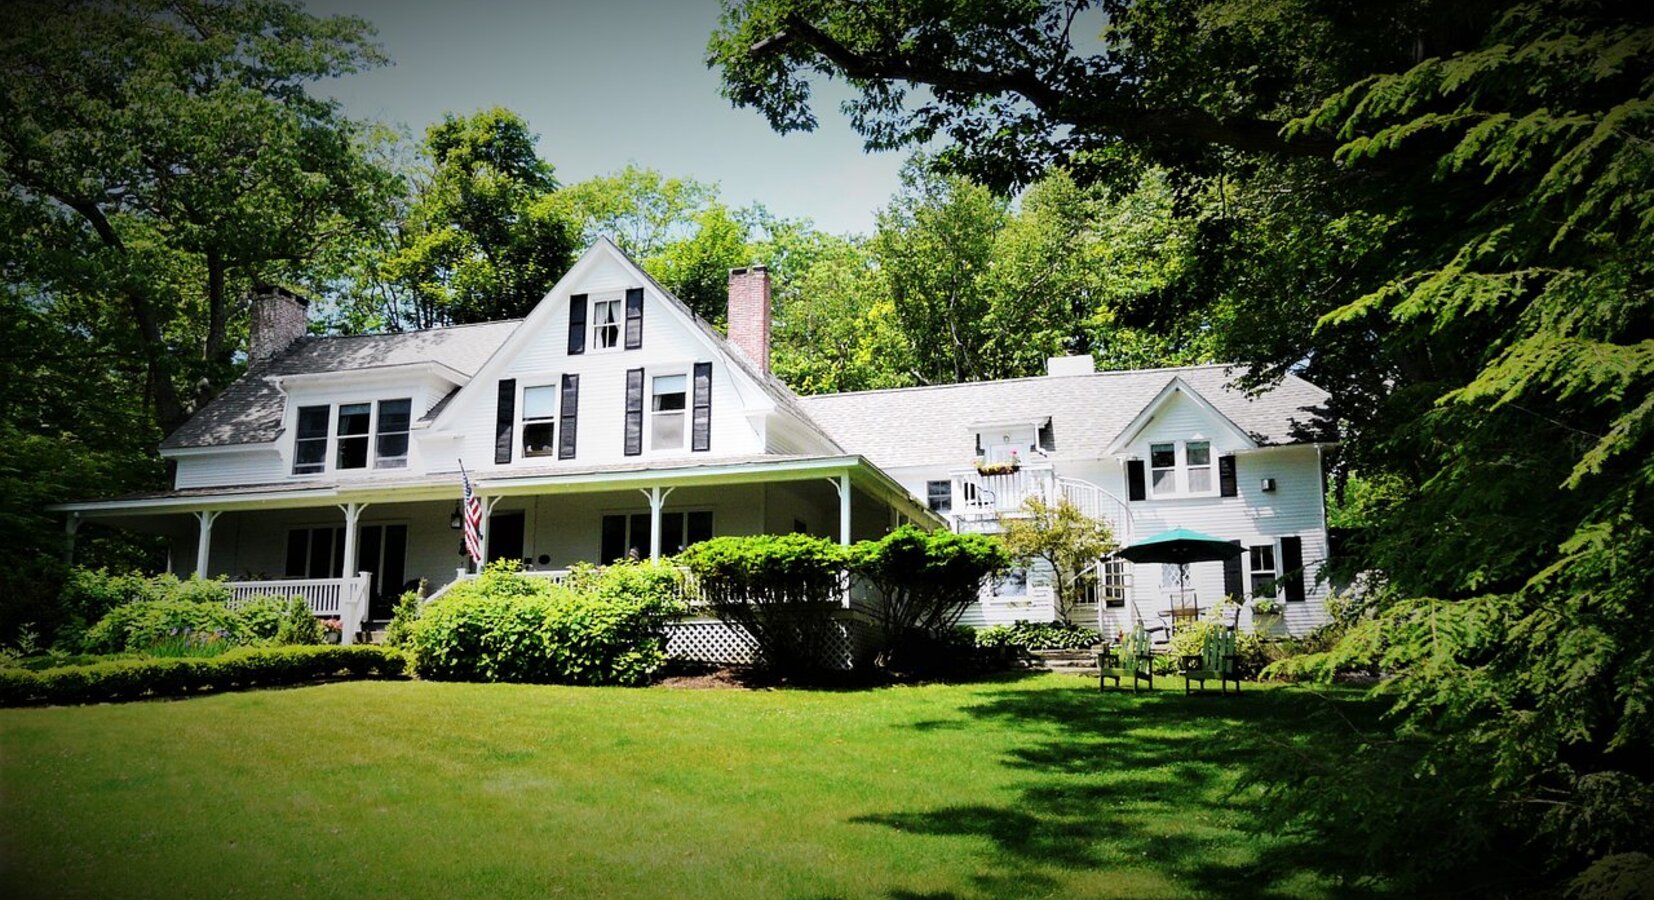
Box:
[713,0,1654,891]
[1,0,397,429]
[342,108,578,329]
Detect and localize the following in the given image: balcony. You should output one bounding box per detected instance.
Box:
[946,463,1133,541]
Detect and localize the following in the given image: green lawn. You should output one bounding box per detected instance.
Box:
[1,674,1377,899]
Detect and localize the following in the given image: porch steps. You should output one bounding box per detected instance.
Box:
[1025,647,1103,676]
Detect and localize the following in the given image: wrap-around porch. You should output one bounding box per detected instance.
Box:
[53,457,936,643]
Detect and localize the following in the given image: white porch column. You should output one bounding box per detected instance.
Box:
[337,502,370,580]
[192,510,221,579]
[478,495,503,569]
[640,486,674,561]
[827,473,851,546]
[63,513,82,564]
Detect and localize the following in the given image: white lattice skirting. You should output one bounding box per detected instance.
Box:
[664,615,877,671]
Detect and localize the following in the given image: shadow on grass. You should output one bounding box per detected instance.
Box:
[854,681,1393,898]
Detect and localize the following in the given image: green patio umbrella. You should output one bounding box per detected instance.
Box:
[1114,528,1243,631]
[1115,528,1244,566]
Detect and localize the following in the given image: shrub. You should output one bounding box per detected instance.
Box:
[383,590,423,649]
[0,645,407,706]
[677,534,850,677]
[1160,619,1268,677]
[849,525,1007,668]
[81,599,253,654]
[976,620,1100,652]
[236,596,288,641]
[408,561,681,686]
[275,597,324,645]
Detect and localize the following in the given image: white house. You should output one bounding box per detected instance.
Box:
[52,240,1334,650]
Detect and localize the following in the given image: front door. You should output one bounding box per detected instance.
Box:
[358,524,408,621]
[488,511,526,566]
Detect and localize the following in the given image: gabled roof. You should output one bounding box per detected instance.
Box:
[160,320,518,451]
[796,364,1331,470]
[423,238,843,452]
[1104,375,1258,455]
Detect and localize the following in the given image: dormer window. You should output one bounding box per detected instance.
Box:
[294,406,329,474]
[290,398,414,475]
[1148,439,1218,498]
[592,297,622,351]
[336,403,371,469]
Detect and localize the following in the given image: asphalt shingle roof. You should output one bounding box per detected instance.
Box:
[796,364,1332,470]
[160,320,520,450]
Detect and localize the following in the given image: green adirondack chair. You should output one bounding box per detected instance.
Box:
[1096,622,1154,692]
[1181,626,1242,695]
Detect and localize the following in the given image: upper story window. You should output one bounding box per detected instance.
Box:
[926,480,952,513]
[651,374,687,450]
[591,298,622,351]
[521,384,558,458]
[376,399,411,469]
[1148,439,1217,498]
[294,406,329,474]
[290,398,413,475]
[336,403,371,469]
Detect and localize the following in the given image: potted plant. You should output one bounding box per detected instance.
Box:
[976,450,1022,477]
[320,617,344,644]
[1250,597,1283,624]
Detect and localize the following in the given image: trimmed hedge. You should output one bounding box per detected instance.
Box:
[0,645,407,707]
[408,562,684,686]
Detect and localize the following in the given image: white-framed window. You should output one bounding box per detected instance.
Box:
[1150,442,1177,493]
[650,372,687,451]
[375,399,411,469]
[520,383,558,458]
[1147,439,1219,498]
[293,405,330,475]
[291,398,414,475]
[591,297,623,351]
[600,510,713,562]
[926,480,952,513]
[1249,543,1278,599]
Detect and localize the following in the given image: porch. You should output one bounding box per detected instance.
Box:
[51,455,939,643]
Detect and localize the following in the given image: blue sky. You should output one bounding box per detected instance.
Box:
[308,0,907,235]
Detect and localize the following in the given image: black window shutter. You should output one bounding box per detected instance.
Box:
[1280,536,1306,603]
[567,294,587,355]
[1223,540,1244,601]
[1219,455,1238,497]
[624,287,644,350]
[691,361,712,452]
[495,379,516,464]
[1126,459,1146,501]
[558,374,579,460]
[623,368,644,456]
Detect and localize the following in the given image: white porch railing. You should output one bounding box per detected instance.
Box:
[949,463,1057,517]
[424,567,702,606]
[224,572,373,645]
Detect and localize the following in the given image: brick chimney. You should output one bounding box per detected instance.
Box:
[248,284,309,364]
[727,265,772,373]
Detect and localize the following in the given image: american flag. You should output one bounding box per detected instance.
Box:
[460,463,484,565]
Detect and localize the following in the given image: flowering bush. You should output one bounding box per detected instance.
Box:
[81,599,252,654]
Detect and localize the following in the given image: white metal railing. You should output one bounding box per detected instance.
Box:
[224,573,372,645]
[949,463,1057,516]
[1056,476,1134,542]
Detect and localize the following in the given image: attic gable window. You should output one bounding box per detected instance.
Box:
[521,384,558,458]
[1147,439,1219,498]
[591,298,622,351]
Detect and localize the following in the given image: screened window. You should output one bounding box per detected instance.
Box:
[592,298,622,350]
[336,403,371,469]
[651,374,687,450]
[293,405,330,474]
[1186,441,1213,493]
[375,399,411,469]
[521,384,557,458]
[1150,443,1177,492]
[926,480,952,513]
[599,510,712,562]
[1249,544,1278,599]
